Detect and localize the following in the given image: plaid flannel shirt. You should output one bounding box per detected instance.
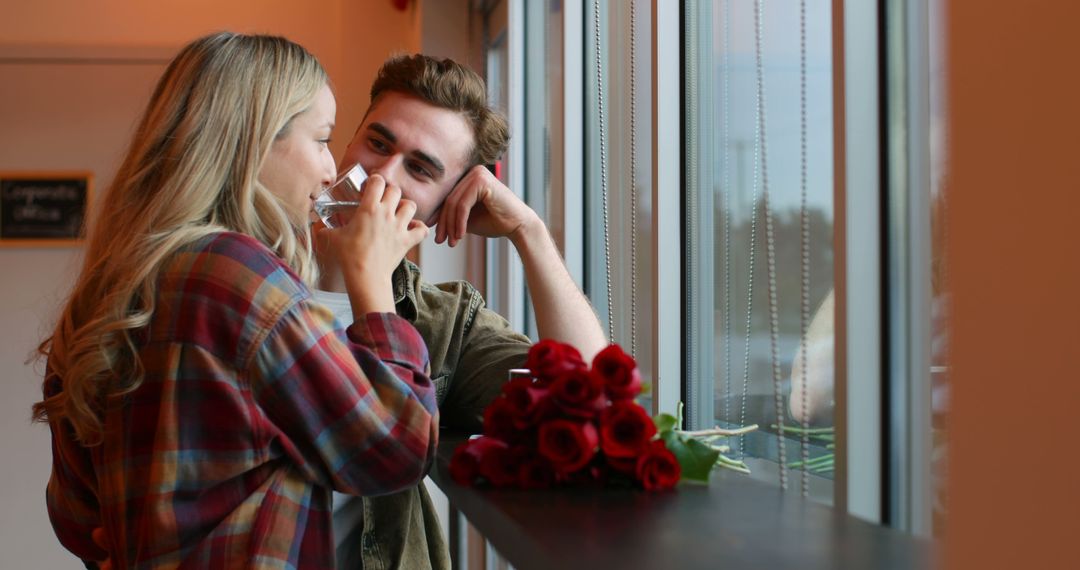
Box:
[44,232,438,569]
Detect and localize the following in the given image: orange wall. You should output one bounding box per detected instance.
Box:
[946,1,1080,568]
[337,0,422,158]
[0,0,422,157]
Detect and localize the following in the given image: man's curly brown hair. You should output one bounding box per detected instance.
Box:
[370,54,510,168]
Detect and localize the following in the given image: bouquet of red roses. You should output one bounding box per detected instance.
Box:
[449,340,682,491]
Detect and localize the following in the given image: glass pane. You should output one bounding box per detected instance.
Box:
[524,0,561,244]
[585,0,655,392]
[522,0,564,340]
[686,0,835,498]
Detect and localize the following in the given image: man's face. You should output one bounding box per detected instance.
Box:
[340,91,474,225]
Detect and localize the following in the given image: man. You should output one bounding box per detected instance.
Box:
[314,55,607,569]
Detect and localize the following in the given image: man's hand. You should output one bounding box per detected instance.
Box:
[431,165,606,361]
[434,165,540,247]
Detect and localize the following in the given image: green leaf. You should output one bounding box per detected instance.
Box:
[653,412,678,434]
[661,431,720,483]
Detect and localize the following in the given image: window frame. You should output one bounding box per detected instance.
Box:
[883,0,935,536]
[510,0,938,529]
[833,0,885,523]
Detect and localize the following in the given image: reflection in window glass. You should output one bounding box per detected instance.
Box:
[686,0,835,498]
[928,0,949,536]
[585,0,656,394]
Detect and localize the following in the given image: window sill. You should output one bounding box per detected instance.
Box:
[429,432,928,570]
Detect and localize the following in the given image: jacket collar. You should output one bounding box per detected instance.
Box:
[393,260,420,321]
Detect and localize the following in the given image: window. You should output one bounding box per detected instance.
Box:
[516,0,942,529]
[684,0,836,500]
[585,0,657,405]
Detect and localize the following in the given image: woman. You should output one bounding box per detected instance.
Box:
[32,32,437,568]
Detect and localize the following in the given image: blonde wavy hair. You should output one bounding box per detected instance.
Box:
[32,31,328,445]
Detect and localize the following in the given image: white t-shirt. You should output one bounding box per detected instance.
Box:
[311,288,354,327]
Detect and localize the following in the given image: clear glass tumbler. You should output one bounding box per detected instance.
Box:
[313,163,367,228]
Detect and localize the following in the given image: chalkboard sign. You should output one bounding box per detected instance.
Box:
[0,172,91,245]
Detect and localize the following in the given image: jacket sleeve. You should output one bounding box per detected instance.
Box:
[439,289,532,431]
[249,300,439,496]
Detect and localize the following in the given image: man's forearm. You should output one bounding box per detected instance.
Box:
[509,216,608,363]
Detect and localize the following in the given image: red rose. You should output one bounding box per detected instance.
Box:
[525,339,586,386]
[599,401,657,458]
[501,377,554,428]
[636,440,681,491]
[592,344,642,400]
[549,368,606,419]
[479,443,523,487]
[537,419,598,473]
[449,436,508,486]
[482,397,519,442]
[559,459,611,487]
[605,455,638,475]
[517,454,556,489]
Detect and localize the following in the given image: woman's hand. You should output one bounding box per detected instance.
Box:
[323,174,428,316]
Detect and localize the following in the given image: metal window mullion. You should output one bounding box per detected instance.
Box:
[683,0,716,430]
[489,0,527,332]
[652,0,682,419]
[522,0,549,340]
[904,0,934,537]
[563,0,586,287]
[833,0,884,524]
[884,0,934,536]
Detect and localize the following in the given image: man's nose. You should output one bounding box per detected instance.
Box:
[367,154,405,186]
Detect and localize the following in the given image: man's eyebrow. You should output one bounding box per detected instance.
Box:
[367,122,446,177]
[368,122,397,144]
[411,149,446,176]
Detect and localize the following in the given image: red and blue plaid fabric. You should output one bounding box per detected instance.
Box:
[45,232,438,568]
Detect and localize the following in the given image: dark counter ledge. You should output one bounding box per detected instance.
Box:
[429,432,930,570]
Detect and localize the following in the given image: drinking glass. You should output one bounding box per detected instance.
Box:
[313,163,367,228]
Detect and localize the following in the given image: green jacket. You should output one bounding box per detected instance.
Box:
[328,260,532,570]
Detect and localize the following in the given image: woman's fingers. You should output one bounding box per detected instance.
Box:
[396,198,417,225]
[405,220,430,248]
[360,174,386,206]
[380,183,402,211]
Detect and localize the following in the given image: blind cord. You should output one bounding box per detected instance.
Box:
[630,0,638,360]
[595,0,614,340]
[754,0,789,491]
[798,0,812,499]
